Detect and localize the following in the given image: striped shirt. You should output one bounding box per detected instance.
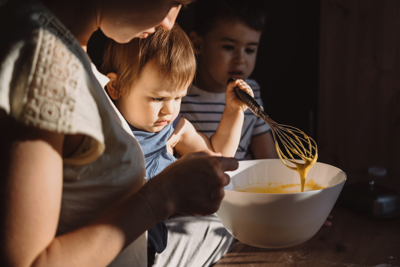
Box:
[181,79,271,160]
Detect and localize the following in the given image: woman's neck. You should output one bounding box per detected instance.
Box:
[40,0,99,49]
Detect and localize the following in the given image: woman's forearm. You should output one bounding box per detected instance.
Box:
[32,185,165,267]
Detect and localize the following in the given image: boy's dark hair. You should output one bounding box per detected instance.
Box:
[193,0,266,36]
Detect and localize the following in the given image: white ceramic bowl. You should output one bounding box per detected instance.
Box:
[216,159,346,248]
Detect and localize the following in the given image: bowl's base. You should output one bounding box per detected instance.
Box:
[235,235,313,249]
[225,225,318,249]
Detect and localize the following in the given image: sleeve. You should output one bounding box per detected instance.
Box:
[246,79,271,137]
[0,28,104,165]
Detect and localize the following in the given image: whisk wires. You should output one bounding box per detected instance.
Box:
[229,77,318,192]
[261,112,318,171]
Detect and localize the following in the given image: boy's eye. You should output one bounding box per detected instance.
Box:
[245,48,256,54]
[222,45,234,51]
[152,98,164,102]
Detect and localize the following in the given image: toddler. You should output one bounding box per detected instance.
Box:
[100,25,251,262]
[182,0,278,160]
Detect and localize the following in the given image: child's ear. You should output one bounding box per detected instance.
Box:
[106,72,119,100]
[189,31,203,55]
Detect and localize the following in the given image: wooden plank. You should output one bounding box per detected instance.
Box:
[318,0,400,178]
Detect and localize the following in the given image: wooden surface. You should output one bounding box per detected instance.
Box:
[318,0,400,178]
[214,204,400,267]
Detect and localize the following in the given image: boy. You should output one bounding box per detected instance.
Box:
[182,0,333,230]
[182,0,278,160]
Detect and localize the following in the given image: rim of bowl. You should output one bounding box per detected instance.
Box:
[225,161,347,195]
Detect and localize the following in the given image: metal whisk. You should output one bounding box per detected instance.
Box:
[228,78,318,188]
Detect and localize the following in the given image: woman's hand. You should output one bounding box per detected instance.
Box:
[225,79,254,112]
[140,152,238,221]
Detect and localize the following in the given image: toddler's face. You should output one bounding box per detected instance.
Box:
[115,64,188,133]
[195,21,261,90]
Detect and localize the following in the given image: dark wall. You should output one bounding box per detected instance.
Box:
[177,0,320,138]
[318,0,400,185]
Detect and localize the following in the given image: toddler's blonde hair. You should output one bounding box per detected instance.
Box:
[101,24,196,98]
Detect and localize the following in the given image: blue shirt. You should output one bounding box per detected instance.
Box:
[130,122,177,253]
[131,123,177,180]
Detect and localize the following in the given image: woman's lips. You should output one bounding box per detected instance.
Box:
[141,32,150,38]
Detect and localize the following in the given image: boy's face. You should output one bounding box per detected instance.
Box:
[115,64,188,133]
[193,21,261,91]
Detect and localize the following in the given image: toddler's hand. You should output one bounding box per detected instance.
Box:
[225,79,254,112]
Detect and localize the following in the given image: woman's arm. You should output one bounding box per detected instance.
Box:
[0,112,140,267]
[249,131,279,159]
[0,111,65,267]
[0,111,237,267]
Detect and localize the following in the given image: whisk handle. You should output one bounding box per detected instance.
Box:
[227,77,265,117]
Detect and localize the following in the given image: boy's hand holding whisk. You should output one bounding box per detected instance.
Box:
[226,79,254,112]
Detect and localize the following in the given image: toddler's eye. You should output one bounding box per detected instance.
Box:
[245,48,256,54]
[152,98,164,102]
[222,45,234,51]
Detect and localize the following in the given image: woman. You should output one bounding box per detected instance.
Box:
[0,0,238,266]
